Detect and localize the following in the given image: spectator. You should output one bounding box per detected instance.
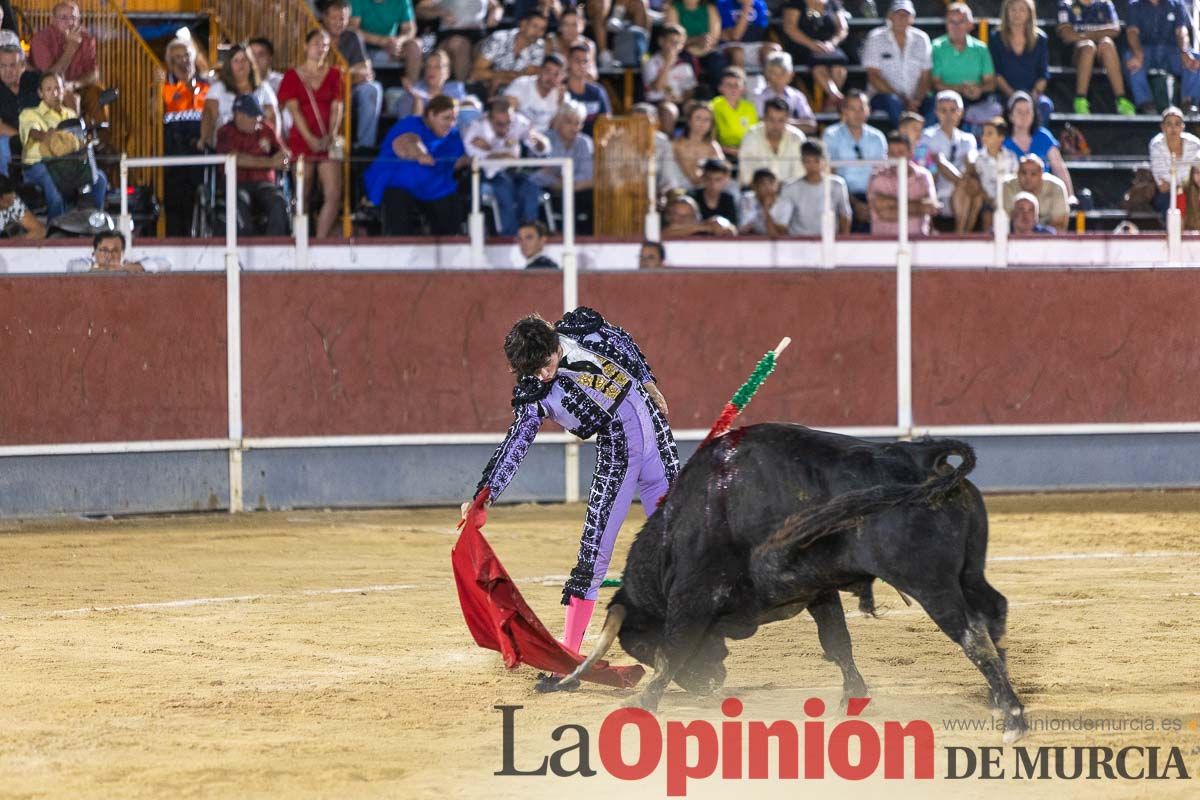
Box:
[868,132,938,236]
[689,156,739,225]
[778,139,852,236]
[1124,0,1200,114]
[549,7,597,77]
[201,44,280,149]
[715,0,777,70]
[643,24,699,106]
[564,43,612,135]
[631,102,672,196]
[956,116,1017,231]
[215,94,290,237]
[89,232,144,273]
[821,89,887,231]
[471,10,548,94]
[19,72,107,219]
[638,239,666,267]
[663,190,736,236]
[532,99,594,233]
[504,54,564,134]
[991,0,1053,122]
[277,30,344,239]
[739,168,791,236]
[1011,191,1055,233]
[364,94,468,235]
[1003,91,1075,202]
[464,97,550,236]
[397,49,480,121]
[323,0,383,150]
[518,219,559,267]
[29,2,105,126]
[424,0,504,82]
[737,96,805,187]
[0,174,46,238]
[663,100,723,191]
[161,38,210,237]
[1001,153,1070,230]
[931,3,997,126]
[248,38,285,96]
[351,0,423,88]
[861,0,932,128]
[1056,0,1134,115]
[1149,106,1200,213]
[710,66,757,156]
[916,90,976,229]
[896,110,924,149]
[752,51,816,134]
[781,0,849,110]
[587,0,649,68]
[0,44,36,177]
[666,0,724,90]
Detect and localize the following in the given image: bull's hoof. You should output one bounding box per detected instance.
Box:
[1002,712,1029,744]
[534,673,579,693]
[838,692,871,714]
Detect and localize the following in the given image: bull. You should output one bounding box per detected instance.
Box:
[544,423,1028,743]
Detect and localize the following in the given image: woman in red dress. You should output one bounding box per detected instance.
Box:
[277,29,344,238]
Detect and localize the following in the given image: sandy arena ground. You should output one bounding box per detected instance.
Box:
[1,492,1199,799]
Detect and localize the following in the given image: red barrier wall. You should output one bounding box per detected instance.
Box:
[0,275,227,444]
[7,269,1200,446]
[913,270,1200,424]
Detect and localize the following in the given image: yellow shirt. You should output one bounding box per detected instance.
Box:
[19,102,76,165]
[710,96,759,150]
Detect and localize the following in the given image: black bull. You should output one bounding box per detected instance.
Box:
[548,423,1028,742]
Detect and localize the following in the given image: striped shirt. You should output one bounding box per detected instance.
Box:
[860,23,932,99]
[1149,131,1200,188]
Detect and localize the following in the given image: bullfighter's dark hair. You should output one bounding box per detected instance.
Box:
[504,314,560,377]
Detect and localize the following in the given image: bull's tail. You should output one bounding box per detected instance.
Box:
[753,438,976,567]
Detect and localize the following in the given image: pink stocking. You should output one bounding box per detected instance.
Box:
[561,596,596,654]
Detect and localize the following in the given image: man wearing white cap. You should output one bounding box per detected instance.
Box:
[860,0,932,128]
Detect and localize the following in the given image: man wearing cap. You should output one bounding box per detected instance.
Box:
[860,0,933,128]
[215,94,289,237]
[1011,191,1055,234]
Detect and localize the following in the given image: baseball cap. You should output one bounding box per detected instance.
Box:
[890,0,916,15]
[232,93,263,118]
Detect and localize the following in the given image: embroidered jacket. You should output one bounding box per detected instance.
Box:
[475,308,657,499]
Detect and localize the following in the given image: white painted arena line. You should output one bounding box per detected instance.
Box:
[989,550,1200,562]
[13,553,1199,620]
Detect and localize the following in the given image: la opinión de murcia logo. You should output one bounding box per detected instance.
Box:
[495,701,1194,796]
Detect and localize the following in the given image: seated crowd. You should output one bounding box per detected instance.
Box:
[4,0,1200,247]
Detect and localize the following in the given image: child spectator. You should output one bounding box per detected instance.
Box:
[752,51,816,134]
[1056,0,1134,114]
[710,66,757,156]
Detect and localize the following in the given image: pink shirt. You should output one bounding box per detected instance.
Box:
[868,161,937,236]
[30,25,98,82]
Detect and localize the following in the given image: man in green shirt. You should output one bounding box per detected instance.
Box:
[351,0,422,86]
[931,2,995,123]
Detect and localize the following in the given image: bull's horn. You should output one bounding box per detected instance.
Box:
[558,604,626,688]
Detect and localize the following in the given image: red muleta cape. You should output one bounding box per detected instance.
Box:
[451,490,644,688]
